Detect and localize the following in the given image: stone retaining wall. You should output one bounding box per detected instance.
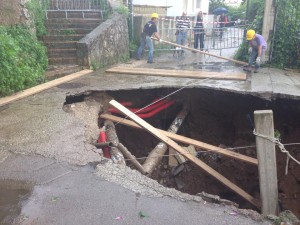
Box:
[0,0,30,25]
[77,13,129,68]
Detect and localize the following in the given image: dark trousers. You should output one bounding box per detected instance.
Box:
[194,32,204,50]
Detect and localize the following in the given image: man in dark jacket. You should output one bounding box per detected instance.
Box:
[194,11,205,51]
[218,12,227,39]
[136,13,161,63]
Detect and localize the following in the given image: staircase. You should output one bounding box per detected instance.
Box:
[43,11,104,68]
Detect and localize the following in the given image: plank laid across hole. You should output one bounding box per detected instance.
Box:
[106,67,247,81]
[108,100,260,208]
[0,69,93,107]
[100,114,258,165]
[152,38,248,66]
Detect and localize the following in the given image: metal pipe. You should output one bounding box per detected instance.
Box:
[117,143,146,174]
[142,108,188,175]
[93,142,114,148]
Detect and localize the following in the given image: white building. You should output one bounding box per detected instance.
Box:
[133,0,209,16]
[223,0,243,7]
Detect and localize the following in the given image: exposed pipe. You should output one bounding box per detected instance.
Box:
[104,120,125,165]
[93,142,114,148]
[98,128,111,159]
[137,100,175,119]
[116,143,146,174]
[142,108,188,175]
[108,99,169,114]
[109,100,175,119]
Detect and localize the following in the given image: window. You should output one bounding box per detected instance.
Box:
[196,0,201,8]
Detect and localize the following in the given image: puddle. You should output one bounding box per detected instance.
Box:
[0,180,33,225]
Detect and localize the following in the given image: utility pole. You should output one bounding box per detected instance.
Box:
[262,0,275,62]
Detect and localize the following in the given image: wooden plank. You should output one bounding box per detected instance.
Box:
[106,67,247,81]
[109,100,260,208]
[171,147,186,164]
[254,110,278,215]
[152,38,248,66]
[168,148,179,167]
[100,114,258,165]
[0,69,93,107]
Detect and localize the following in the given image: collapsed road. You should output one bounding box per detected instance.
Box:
[0,51,300,224]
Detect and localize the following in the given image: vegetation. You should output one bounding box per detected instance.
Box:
[234,0,300,68]
[0,25,48,96]
[26,0,48,38]
[0,0,48,97]
[271,0,300,68]
[116,5,129,16]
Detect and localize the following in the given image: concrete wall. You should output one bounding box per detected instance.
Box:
[0,0,30,25]
[77,13,129,68]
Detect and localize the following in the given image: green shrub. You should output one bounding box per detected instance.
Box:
[271,0,300,68]
[0,25,48,96]
[26,0,48,38]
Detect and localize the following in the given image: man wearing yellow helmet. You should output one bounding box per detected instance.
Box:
[243,29,267,73]
[136,13,161,63]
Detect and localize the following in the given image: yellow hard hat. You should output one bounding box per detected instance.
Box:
[151,13,159,19]
[246,29,255,40]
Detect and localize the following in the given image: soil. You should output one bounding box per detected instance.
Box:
[95,88,300,218]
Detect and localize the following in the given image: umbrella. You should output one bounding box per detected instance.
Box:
[213,7,228,15]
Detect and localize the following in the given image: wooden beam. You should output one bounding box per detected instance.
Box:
[100,114,258,165]
[106,67,247,81]
[254,110,278,215]
[152,38,248,66]
[0,69,93,107]
[108,100,260,208]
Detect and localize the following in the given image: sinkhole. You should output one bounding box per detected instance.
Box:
[64,88,300,217]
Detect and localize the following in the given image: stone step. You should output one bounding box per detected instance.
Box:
[47,28,94,35]
[45,64,82,79]
[48,57,78,65]
[47,48,77,57]
[46,11,103,19]
[45,22,100,29]
[44,41,77,49]
[43,35,84,42]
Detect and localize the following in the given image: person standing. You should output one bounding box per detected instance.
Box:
[193,11,205,51]
[243,29,267,73]
[218,12,227,39]
[136,13,161,64]
[175,12,190,49]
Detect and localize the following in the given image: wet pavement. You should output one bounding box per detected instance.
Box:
[0,49,299,224]
[0,154,270,225]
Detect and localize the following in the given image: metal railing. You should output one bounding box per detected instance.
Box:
[156,25,247,55]
[42,0,106,10]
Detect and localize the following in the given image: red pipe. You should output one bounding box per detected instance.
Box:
[137,100,175,118]
[108,99,169,114]
[119,102,133,107]
[98,131,111,158]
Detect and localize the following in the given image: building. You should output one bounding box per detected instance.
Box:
[132,0,209,16]
[223,0,243,7]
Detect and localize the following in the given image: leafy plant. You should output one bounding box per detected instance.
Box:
[26,0,48,38]
[271,0,300,68]
[0,25,48,96]
[116,5,129,16]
